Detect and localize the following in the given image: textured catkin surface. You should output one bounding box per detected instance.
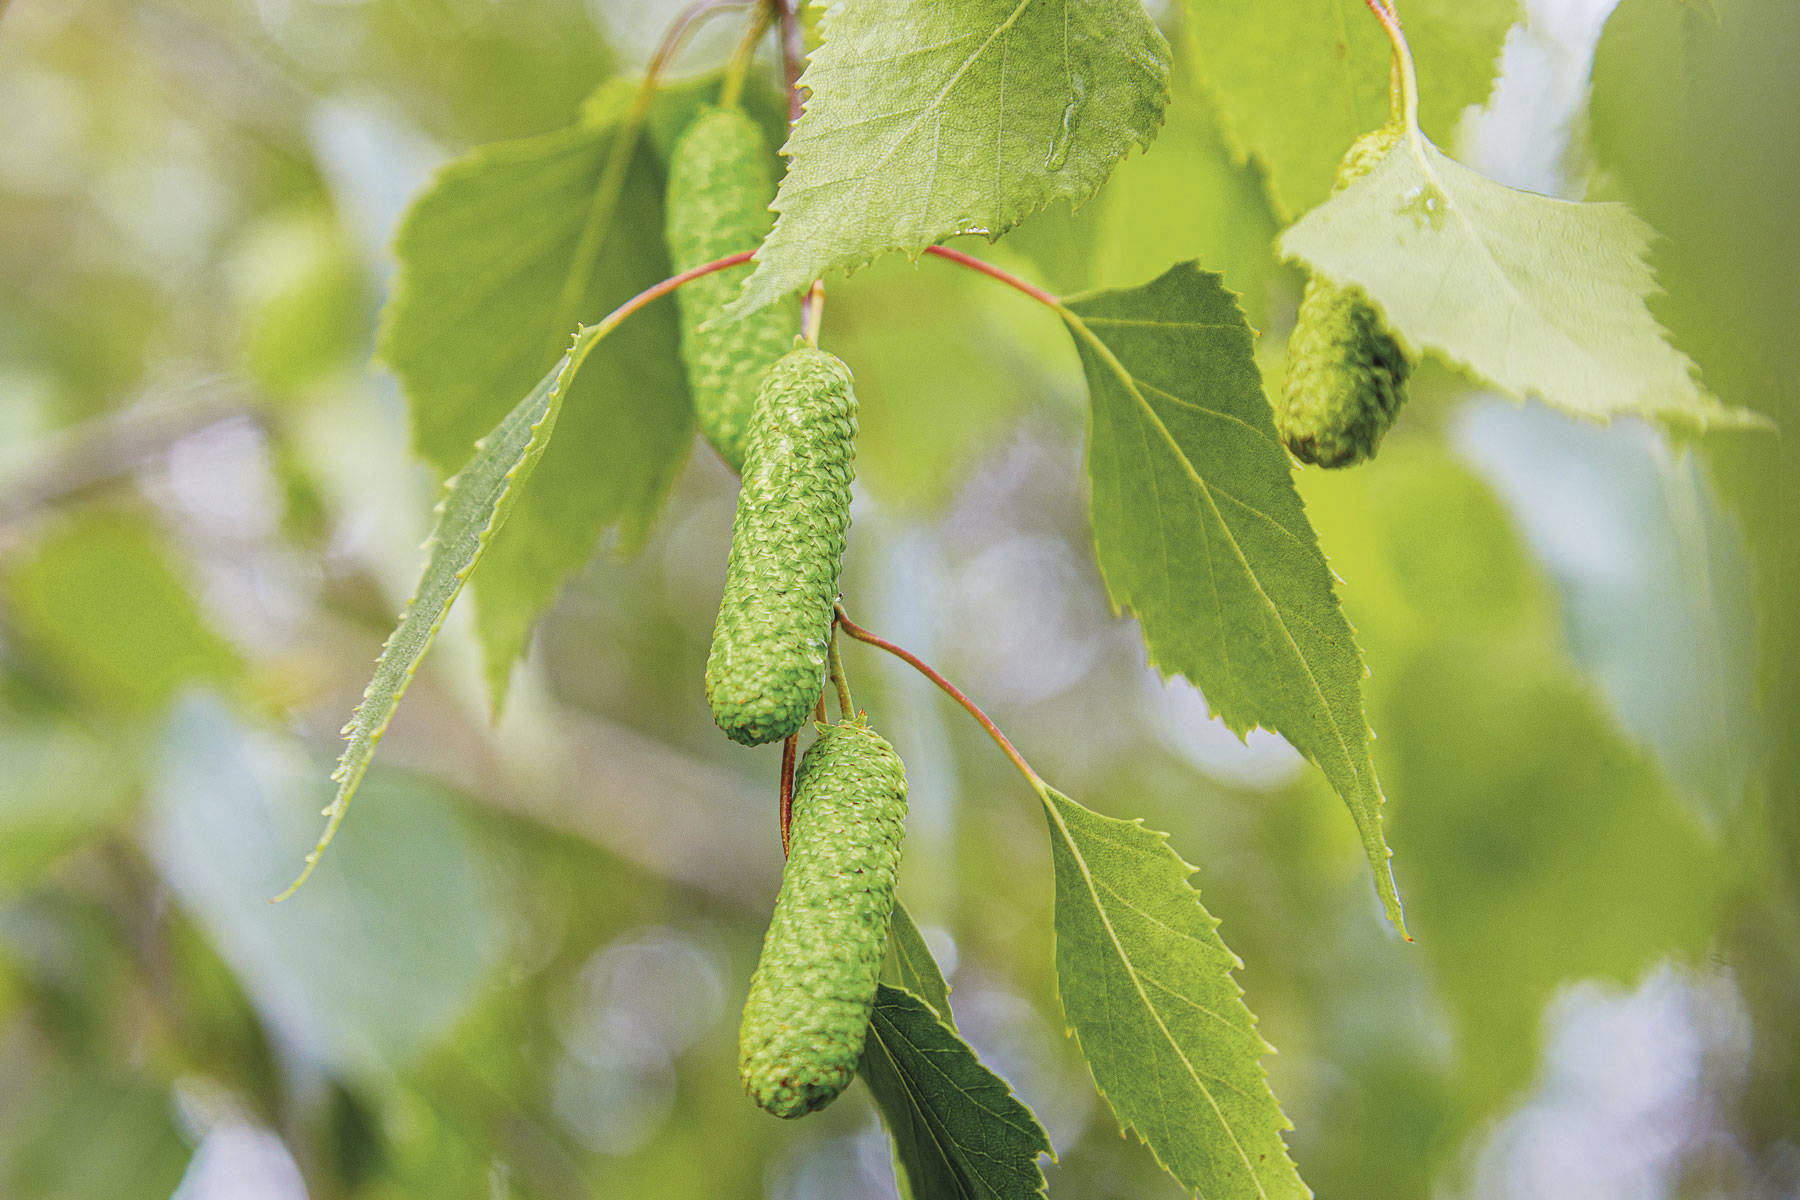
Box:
[739,721,908,1118]
[1278,126,1413,468]
[706,348,856,746]
[664,106,799,470]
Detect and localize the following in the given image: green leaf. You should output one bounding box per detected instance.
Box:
[378,83,693,704]
[725,0,1173,317]
[1001,30,1291,327]
[859,985,1053,1200]
[1183,0,1518,214]
[153,696,505,1079]
[1039,785,1306,1200]
[280,348,577,897]
[1,511,240,712]
[888,902,953,1021]
[1279,135,1763,432]
[1062,262,1402,928]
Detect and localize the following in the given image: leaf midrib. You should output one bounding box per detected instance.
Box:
[1044,792,1268,1195]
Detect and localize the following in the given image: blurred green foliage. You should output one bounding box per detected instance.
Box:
[0,1,1793,1198]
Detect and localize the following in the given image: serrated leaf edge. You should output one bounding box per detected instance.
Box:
[275,335,591,900]
[1059,290,1404,930]
[1038,786,1308,1200]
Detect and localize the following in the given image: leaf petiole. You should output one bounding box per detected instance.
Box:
[720,4,773,109]
[834,604,1045,791]
[1361,0,1422,143]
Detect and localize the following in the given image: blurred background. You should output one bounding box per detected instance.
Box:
[0,0,1796,1197]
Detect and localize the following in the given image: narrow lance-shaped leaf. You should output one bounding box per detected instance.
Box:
[378,82,694,706]
[1279,134,1765,432]
[277,347,582,898]
[860,985,1053,1200]
[723,0,1172,319]
[888,901,953,1021]
[1040,785,1307,1200]
[1063,262,1402,928]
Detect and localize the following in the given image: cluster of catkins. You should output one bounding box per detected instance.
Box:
[665,104,907,1119]
[662,102,1411,1119]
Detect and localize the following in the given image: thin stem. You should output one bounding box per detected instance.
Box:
[586,250,755,339]
[773,0,805,124]
[648,0,753,87]
[814,693,829,724]
[720,6,772,109]
[827,631,854,718]
[834,604,1045,791]
[779,733,797,857]
[923,245,1062,311]
[1361,0,1420,137]
[801,280,825,345]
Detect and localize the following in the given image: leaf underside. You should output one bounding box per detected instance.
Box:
[861,985,1053,1200]
[1064,261,1402,928]
[725,0,1173,318]
[1041,786,1308,1200]
[1279,136,1762,432]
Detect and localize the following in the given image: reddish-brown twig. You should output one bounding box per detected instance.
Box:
[588,250,755,337]
[834,604,1044,790]
[779,732,798,856]
[923,245,1062,311]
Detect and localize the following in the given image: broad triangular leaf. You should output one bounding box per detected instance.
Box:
[1063,262,1401,928]
[1279,135,1763,431]
[725,0,1172,317]
[1040,785,1306,1199]
[1183,0,1518,214]
[860,985,1052,1200]
[279,350,576,897]
[379,83,693,705]
[889,902,953,1021]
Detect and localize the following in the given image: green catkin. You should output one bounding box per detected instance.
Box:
[739,719,908,1118]
[1278,126,1414,468]
[705,347,857,746]
[665,106,800,470]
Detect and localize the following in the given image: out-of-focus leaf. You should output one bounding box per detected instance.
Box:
[1,511,240,712]
[378,81,692,703]
[1588,0,1800,429]
[228,206,368,393]
[1383,641,1732,1106]
[1040,785,1307,1199]
[1183,0,1518,214]
[860,984,1052,1200]
[724,0,1173,317]
[0,1069,189,1200]
[1064,262,1400,927]
[147,695,504,1080]
[1300,444,1734,1111]
[1279,136,1759,431]
[0,721,134,888]
[1456,401,1760,826]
